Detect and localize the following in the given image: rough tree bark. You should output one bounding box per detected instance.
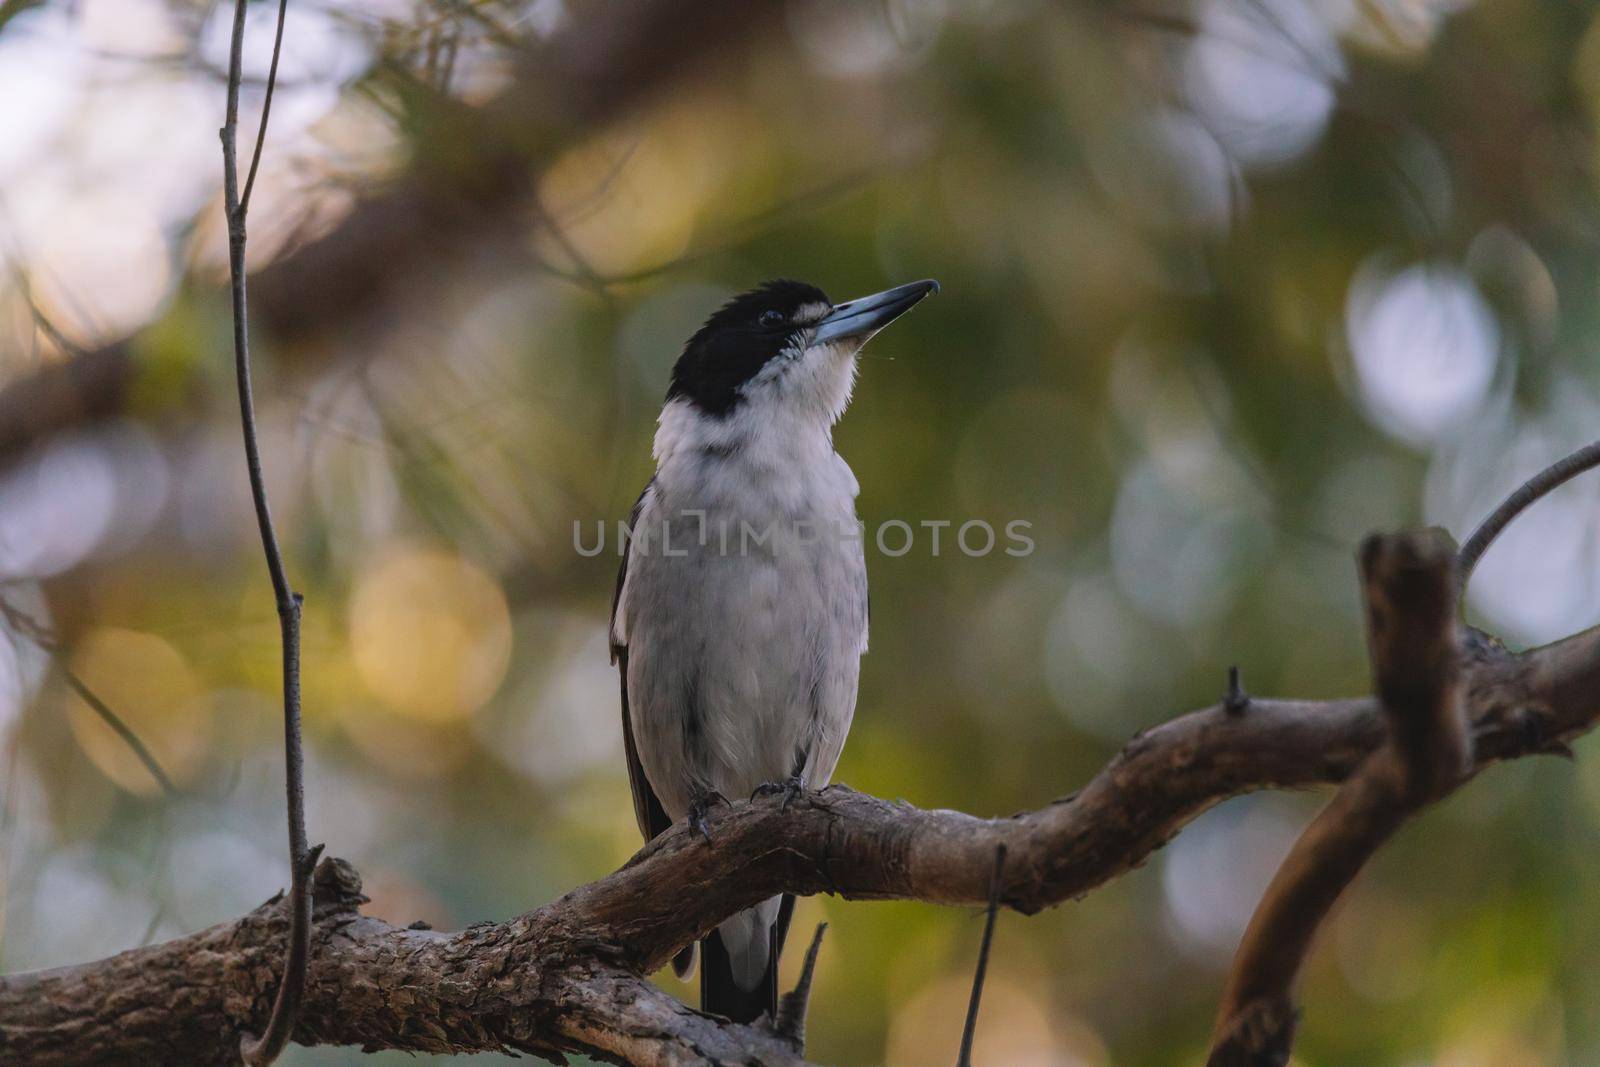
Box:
[3,588,1597,1066]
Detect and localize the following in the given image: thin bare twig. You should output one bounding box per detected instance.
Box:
[62,667,180,797]
[239,0,290,214]
[957,843,1007,1067]
[1456,439,1600,594]
[0,598,180,797]
[220,0,316,1061]
[772,923,827,1050]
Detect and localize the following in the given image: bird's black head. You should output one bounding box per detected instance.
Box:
[666,279,832,417]
[664,277,939,422]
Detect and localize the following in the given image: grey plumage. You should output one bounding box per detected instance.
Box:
[610,279,935,1022]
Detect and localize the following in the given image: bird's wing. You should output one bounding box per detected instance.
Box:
[612,481,672,841]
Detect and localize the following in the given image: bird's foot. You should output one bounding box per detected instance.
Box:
[687,790,728,842]
[751,775,806,812]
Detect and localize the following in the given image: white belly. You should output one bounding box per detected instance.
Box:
[618,450,868,818]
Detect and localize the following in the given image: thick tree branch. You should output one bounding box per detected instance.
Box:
[0,858,815,1067]
[1362,530,1469,796]
[4,601,1598,1066]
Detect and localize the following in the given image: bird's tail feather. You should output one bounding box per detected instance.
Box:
[700,894,794,1024]
[701,927,776,1024]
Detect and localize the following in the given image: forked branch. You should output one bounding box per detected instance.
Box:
[1208,530,1467,1065]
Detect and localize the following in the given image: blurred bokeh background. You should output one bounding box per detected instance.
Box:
[2,0,1600,1063]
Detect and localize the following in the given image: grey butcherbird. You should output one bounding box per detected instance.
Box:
[609,278,938,1023]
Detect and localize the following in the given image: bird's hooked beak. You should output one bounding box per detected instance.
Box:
[812,279,939,346]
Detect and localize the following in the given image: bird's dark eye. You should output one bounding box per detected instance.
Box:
[758,310,786,329]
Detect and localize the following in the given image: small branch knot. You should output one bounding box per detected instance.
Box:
[313,855,368,911]
[1224,665,1250,714]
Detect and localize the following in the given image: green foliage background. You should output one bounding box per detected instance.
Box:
[4,1,1600,1063]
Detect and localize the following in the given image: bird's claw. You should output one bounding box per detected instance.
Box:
[689,809,712,842]
[752,776,805,812]
[687,790,728,842]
